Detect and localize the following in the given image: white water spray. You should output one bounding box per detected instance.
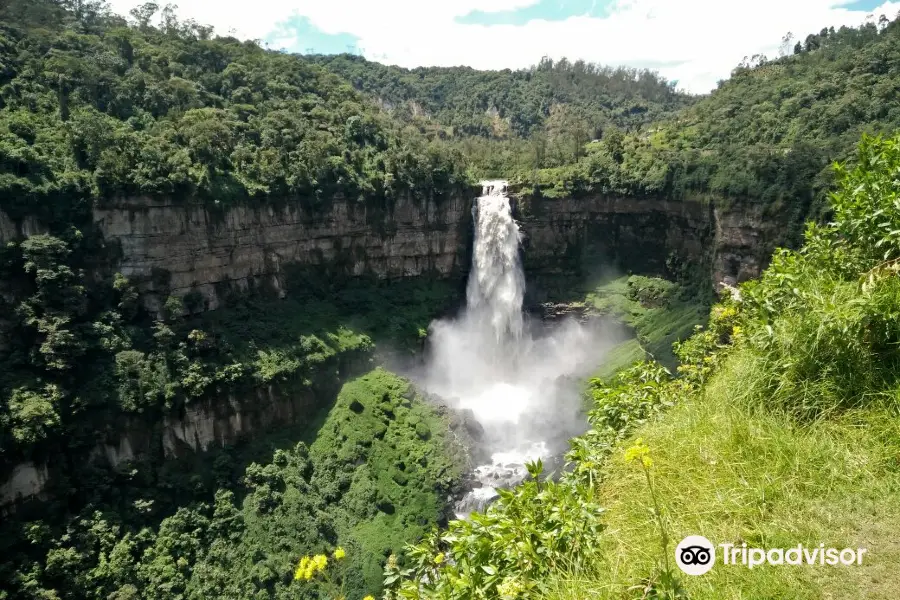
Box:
[419,180,617,517]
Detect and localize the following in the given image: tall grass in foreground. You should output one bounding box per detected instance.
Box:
[546,348,900,599]
[543,133,900,599]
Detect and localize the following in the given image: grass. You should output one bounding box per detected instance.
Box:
[545,349,900,599]
[592,339,648,381]
[585,275,708,371]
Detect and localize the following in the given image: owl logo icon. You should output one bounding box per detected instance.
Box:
[675,535,716,575]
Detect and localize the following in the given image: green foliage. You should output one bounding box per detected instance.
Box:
[308,54,694,180]
[384,460,605,600]
[2,369,466,600]
[504,15,900,223]
[585,275,709,369]
[731,133,900,417]
[830,133,900,263]
[390,131,900,597]
[5,383,63,444]
[312,54,689,140]
[0,0,468,225]
[565,363,675,488]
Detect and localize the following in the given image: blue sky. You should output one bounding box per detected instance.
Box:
[456,0,617,26]
[108,0,900,93]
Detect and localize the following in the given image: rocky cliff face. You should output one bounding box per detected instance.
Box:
[0,192,777,316]
[93,193,473,314]
[711,202,793,287]
[0,351,361,512]
[514,194,786,300]
[0,191,789,508]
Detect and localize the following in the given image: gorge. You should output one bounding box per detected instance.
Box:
[0,184,767,508]
[0,192,779,317]
[4,2,900,597]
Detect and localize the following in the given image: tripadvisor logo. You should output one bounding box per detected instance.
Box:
[675,535,715,575]
[675,535,868,575]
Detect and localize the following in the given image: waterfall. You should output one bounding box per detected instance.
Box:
[467,180,525,347]
[419,179,610,519]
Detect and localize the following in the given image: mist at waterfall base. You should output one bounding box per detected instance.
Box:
[416,181,619,517]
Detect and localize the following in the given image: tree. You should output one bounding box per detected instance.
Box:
[128,2,158,30]
[780,32,795,57]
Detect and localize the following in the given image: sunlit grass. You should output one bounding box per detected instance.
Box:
[544,349,900,599]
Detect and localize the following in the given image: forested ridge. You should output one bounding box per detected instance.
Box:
[3,0,900,599]
[313,16,900,225]
[6,0,899,215]
[310,54,690,140]
[0,0,468,229]
[512,15,900,212]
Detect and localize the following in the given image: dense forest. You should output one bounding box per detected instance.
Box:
[308,54,690,179]
[511,17,900,213]
[0,0,469,229]
[311,54,689,139]
[313,18,900,230]
[3,0,900,598]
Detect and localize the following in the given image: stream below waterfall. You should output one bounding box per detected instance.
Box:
[412,180,620,519]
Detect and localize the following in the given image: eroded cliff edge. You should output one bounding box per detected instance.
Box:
[0,192,793,508]
[0,192,784,316]
[514,194,787,301]
[93,193,476,314]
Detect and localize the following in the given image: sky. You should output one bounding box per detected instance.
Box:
[107,0,900,93]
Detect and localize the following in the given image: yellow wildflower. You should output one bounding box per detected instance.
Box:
[333,546,346,560]
[624,438,653,468]
[363,596,375,600]
[497,576,524,598]
[294,556,315,581]
[313,554,328,572]
[433,552,445,565]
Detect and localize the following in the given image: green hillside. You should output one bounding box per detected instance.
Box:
[311,54,692,138]
[3,1,900,600]
[0,0,467,230]
[513,19,900,214]
[387,132,900,600]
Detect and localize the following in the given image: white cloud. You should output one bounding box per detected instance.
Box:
[106,0,900,93]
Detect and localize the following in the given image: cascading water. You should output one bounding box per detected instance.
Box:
[420,180,614,518]
[466,181,524,345]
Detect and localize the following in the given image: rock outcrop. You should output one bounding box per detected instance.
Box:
[514,194,789,299]
[92,193,473,313]
[711,203,792,287]
[515,195,713,299]
[0,191,796,508]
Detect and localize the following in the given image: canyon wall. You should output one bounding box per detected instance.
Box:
[0,192,779,316]
[514,194,782,301]
[0,352,362,511]
[0,192,788,508]
[92,193,474,314]
[711,202,793,286]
